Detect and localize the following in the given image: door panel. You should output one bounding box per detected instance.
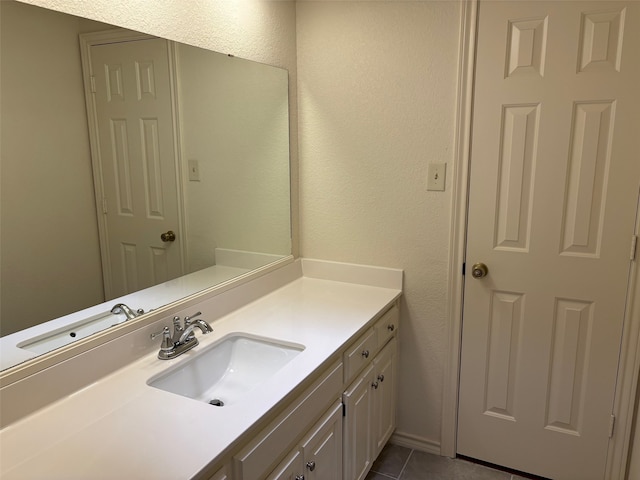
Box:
[458,2,640,479]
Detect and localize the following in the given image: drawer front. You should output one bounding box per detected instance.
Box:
[375,305,399,349]
[344,329,376,384]
[234,361,343,480]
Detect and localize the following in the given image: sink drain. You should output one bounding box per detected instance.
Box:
[209,399,224,407]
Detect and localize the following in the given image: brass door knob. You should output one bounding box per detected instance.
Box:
[160,230,176,242]
[471,263,488,278]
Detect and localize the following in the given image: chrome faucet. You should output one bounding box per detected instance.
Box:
[111,303,144,320]
[179,318,213,344]
[151,312,212,360]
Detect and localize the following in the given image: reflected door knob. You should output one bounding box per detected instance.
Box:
[471,263,488,278]
[160,230,176,242]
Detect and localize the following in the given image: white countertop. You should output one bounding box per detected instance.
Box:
[0,261,402,479]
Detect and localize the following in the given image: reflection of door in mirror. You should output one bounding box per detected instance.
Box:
[0,1,291,368]
[84,35,184,299]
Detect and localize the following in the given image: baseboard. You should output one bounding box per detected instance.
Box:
[389,431,441,456]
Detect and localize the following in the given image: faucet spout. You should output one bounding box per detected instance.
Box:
[111,303,142,320]
[153,313,212,360]
[178,320,213,344]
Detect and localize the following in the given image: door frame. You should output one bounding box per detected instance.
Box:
[79,29,188,299]
[441,2,640,479]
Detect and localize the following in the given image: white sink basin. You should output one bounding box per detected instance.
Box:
[147,333,304,406]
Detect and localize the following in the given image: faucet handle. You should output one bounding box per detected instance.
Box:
[172,315,183,330]
[182,312,203,342]
[151,326,173,352]
[184,311,202,326]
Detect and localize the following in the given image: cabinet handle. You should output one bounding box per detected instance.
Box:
[377,374,385,382]
[361,350,370,359]
[306,461,316,471]
[295,476,305,480]
[372,381,379,389]
[387,324,395,332]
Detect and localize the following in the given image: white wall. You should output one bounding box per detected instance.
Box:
[296,1,461,448]
[0,2,108,335]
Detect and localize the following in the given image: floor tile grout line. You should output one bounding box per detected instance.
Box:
[374,444,530,480]
[396,448,414,480]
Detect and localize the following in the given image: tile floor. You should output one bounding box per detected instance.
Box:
[365,444,531,480]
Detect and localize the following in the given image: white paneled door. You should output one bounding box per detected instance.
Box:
[88,37,183,299]
[458,2,640,479]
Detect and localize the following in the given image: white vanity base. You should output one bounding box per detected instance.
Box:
[0,259,402,479]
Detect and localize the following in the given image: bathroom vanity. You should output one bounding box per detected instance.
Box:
[0,259,402,479]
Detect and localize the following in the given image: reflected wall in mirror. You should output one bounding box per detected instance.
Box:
[0,1,291,370]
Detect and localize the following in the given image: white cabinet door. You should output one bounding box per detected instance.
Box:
[301,401,343,480]
[343,364,374,480]
[207,465,229,480]
[372,339,396,457]
[343,338,398,480]
[267,450,304,480]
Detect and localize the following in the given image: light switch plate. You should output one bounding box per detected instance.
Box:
[427,163,446,191]
[188,159,200,182]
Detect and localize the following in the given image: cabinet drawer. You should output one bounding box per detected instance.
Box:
[375,305,399,349]
[344,329,376,384]
[266,450,302,480]
[234,361,343,480]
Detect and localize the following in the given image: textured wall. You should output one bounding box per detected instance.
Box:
[296,1,461,447]
[16,0,297,75]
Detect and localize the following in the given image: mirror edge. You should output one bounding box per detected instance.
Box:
[0,255,295,389]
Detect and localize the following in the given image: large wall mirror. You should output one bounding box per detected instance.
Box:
[0,1,292,371]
